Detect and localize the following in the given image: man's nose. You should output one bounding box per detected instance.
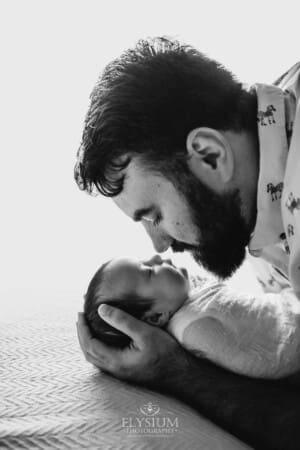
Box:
[142,220,172,253]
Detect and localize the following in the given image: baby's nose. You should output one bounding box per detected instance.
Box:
[147,254,163,266]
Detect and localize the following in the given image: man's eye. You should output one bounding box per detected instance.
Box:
[141,214,161,227]
[153,215,161,227]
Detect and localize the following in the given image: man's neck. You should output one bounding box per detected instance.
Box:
[223,128,259,233]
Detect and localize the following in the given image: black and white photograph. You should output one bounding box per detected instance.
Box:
[1,1,300,449]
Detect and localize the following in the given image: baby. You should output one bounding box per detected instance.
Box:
[84,255,300,379]
[84,255,190,346]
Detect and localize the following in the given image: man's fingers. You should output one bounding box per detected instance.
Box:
[98,304,149,344]
[77,312,89,330]
[76,314,94,352]
[76,315,122,369]
[77,313,111,358]
[85,351,103,368]
[76,322,85,353]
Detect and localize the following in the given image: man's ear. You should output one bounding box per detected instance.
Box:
[186,127,234,186]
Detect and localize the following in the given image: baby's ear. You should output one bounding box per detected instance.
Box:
[145,312,169,327]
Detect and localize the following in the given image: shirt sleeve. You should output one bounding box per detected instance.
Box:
[282,93,300,300]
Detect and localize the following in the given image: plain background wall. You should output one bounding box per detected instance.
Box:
[1,0,298,315]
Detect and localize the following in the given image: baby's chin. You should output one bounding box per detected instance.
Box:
[180,273,191,299]
[177,267,190,292]
[184,273,190,292]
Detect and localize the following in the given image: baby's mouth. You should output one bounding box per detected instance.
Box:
[162,259,188,280]
[162,258,175,267]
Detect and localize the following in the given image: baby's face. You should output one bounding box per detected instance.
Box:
[99,255,189,324]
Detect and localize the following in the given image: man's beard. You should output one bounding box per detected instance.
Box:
[170,170,251,279]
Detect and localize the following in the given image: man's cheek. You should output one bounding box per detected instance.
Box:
[168,220,186,239]
[171,224,197,244]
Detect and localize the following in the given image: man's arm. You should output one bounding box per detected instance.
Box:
[157,351,300,450]
[77,306,300,450]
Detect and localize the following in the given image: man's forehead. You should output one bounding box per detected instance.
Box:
[123,158,164,186]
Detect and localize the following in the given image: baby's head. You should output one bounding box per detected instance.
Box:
[84,255,189,348]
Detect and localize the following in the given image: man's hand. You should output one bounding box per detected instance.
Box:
[77,305,300,450]
[76,305,188,385]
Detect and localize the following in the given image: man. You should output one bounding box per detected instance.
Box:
[75,37,300,449]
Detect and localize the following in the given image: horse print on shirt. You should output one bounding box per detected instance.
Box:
[267,182,283,201]
[257,105,277,126]
[279,232,290,254]
[285,192,300,213]
[287,224,294,237]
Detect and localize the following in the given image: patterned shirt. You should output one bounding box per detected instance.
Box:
[248,62,300,298]
[168,63,300,379]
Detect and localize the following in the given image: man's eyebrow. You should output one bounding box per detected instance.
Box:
[133,206,155,222]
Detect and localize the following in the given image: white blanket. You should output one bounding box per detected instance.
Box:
[168,278,300,379]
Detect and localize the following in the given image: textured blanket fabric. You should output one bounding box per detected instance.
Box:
[0,294,251,449]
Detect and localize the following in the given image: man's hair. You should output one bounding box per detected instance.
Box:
[84,262,155,348]
[74,36,257,196]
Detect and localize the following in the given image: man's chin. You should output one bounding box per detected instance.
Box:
[190,245,246,280]
[171,237,247,279]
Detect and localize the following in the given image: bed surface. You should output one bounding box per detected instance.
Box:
[1,290,252,449]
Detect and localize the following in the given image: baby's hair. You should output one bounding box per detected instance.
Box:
[84,261,155,348]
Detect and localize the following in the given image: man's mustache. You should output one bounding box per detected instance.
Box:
[171,240,197,253]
